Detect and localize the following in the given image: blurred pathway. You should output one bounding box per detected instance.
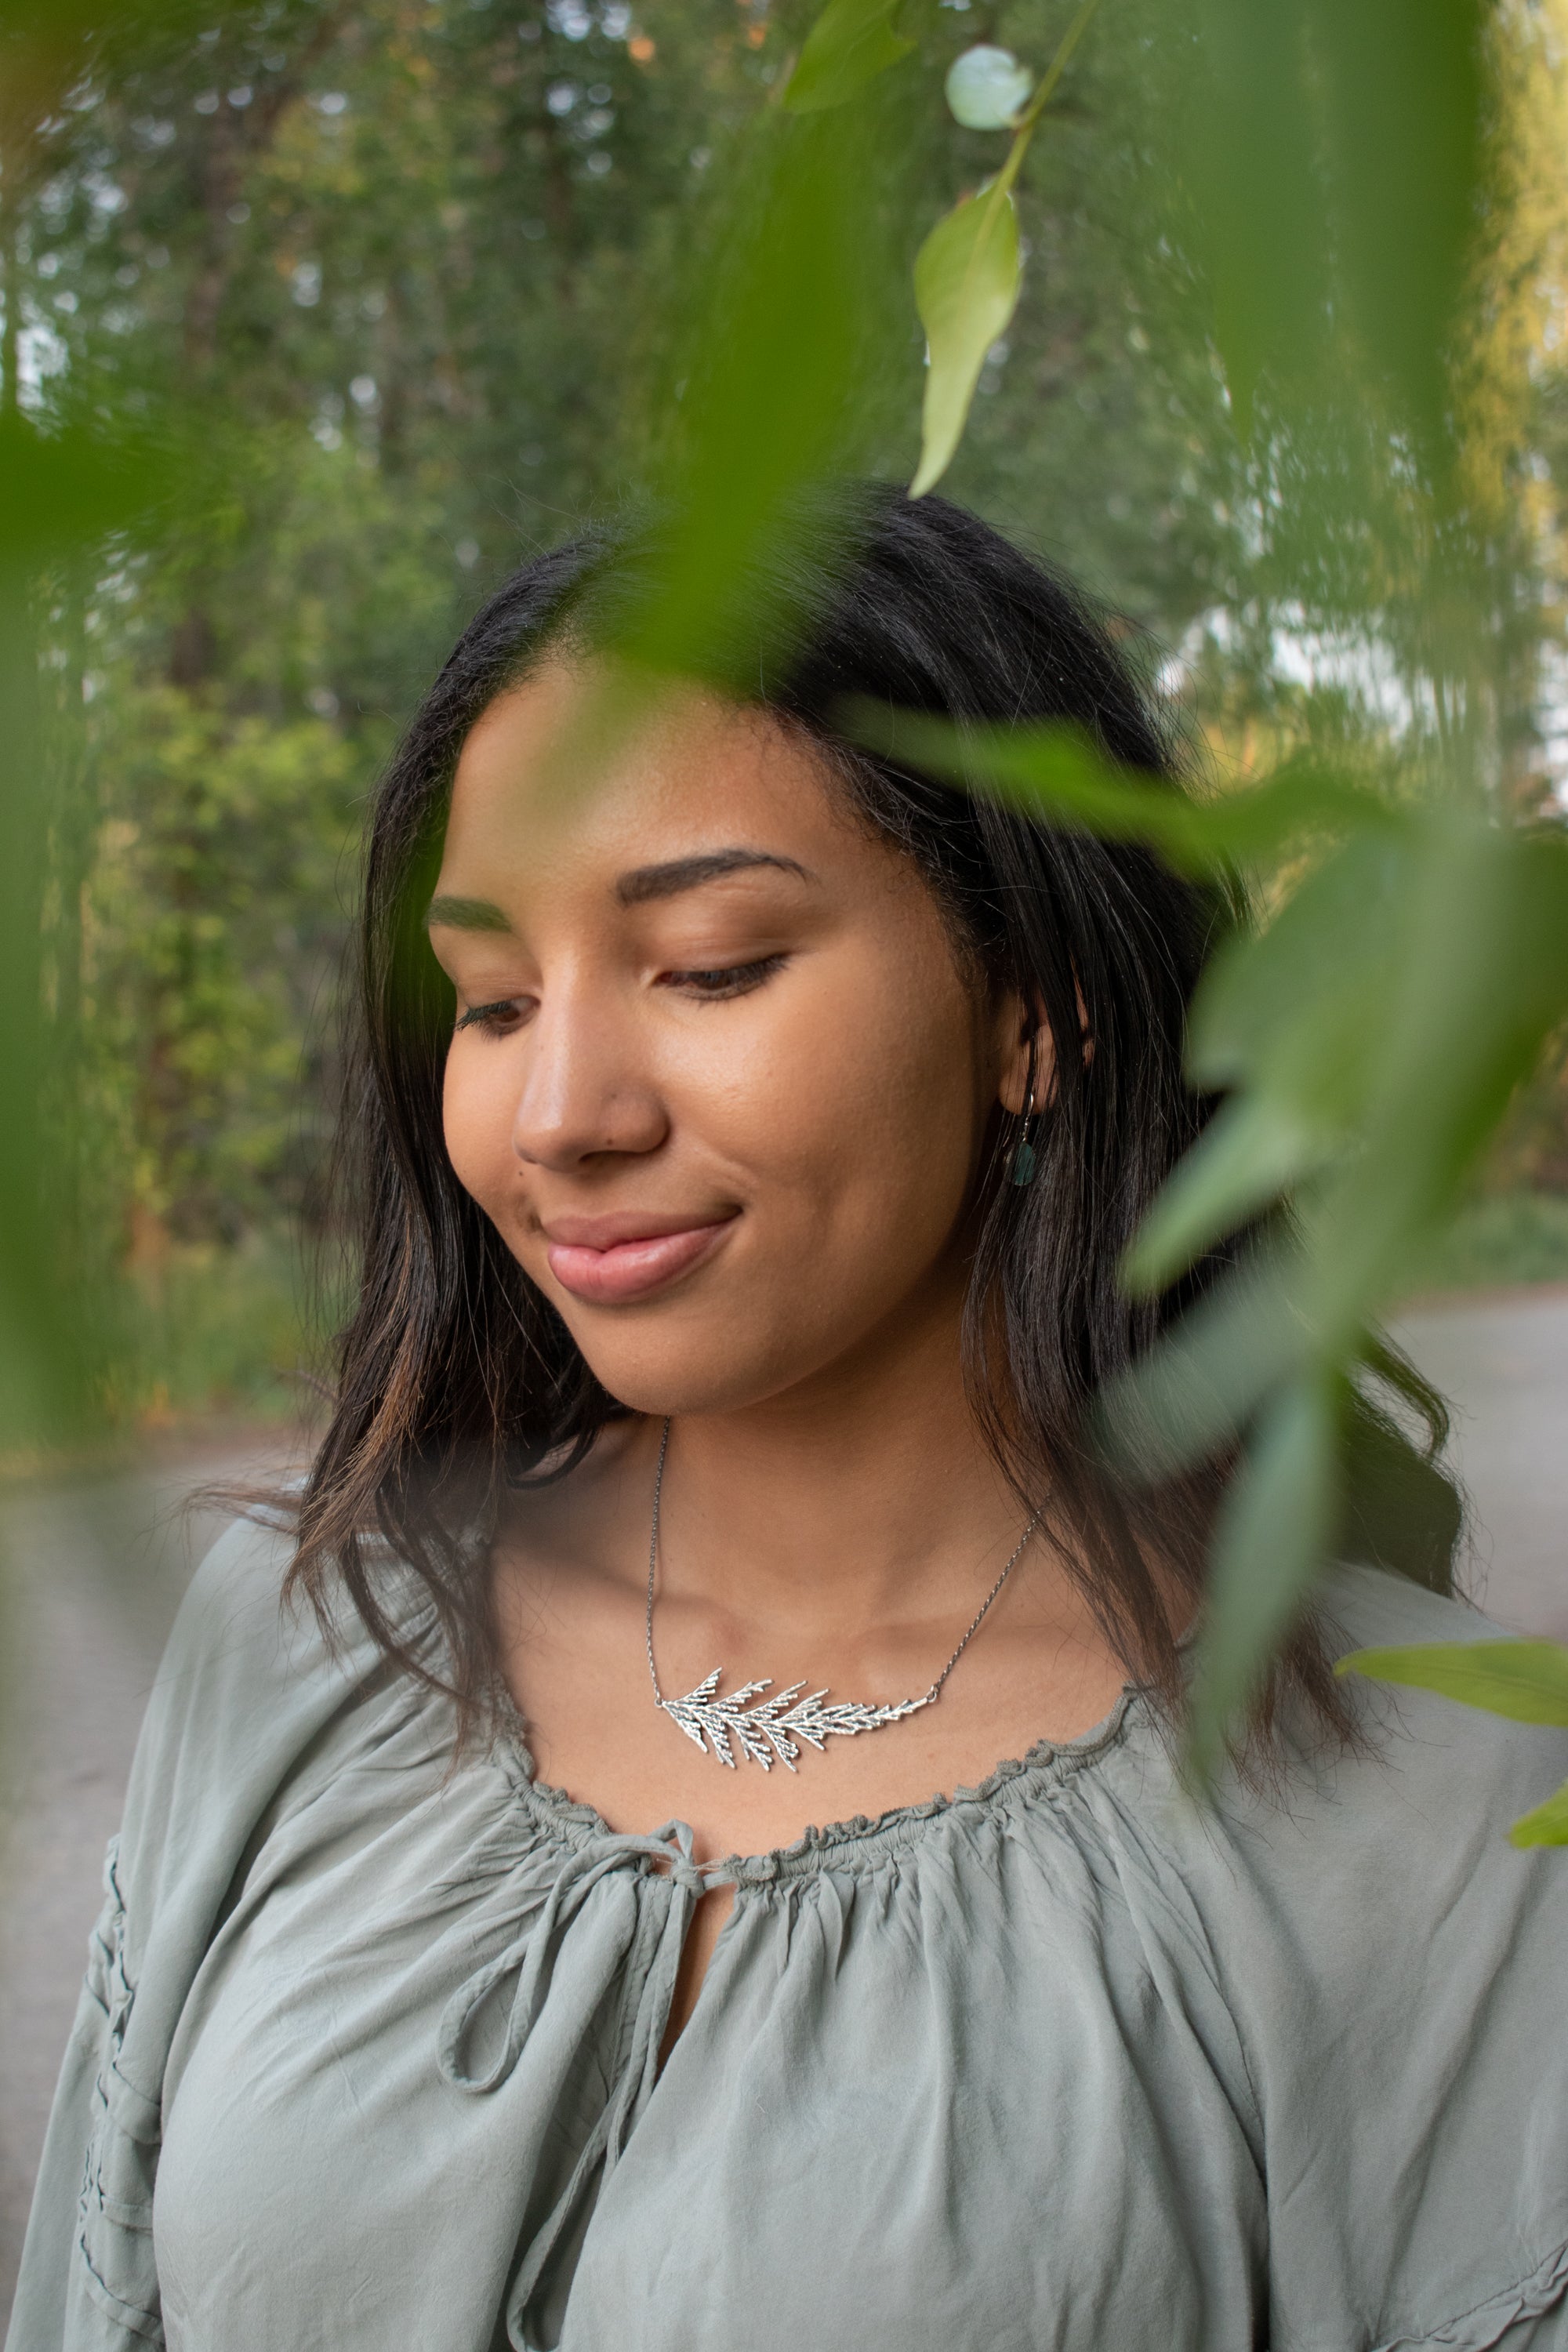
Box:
[1396,1287,1568,1639]
[0,1439,303,2328]
[0,1296,1565,2323]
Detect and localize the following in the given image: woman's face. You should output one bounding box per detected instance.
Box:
[429,659,1033,1417]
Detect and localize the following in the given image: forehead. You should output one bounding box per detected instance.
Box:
[439,660,849,889]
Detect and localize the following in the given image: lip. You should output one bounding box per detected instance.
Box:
[543,1213,737,1305]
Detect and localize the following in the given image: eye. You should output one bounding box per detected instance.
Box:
[662,955,787,1000]
[455,997,528,1036]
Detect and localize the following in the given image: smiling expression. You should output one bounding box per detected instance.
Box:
[428,660,1033,1419]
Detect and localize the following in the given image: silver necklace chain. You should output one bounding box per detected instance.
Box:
[644,1417,1038,1773]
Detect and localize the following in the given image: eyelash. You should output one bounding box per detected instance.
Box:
[453,957,785,1035]
[663,955,786,1000]
[455,999,524,1035]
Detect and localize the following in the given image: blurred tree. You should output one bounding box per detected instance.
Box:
[76,688,358,1246]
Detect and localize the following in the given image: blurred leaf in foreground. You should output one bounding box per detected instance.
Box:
[525,71,916,827]
[840,704,1385,872]
[1189,0,1485,451]
[1508,1785,1568,1848]
[840,692,1568,1780]
[1308,0,1483,453]
[1137,815,1568,1765]
[1186,1372,1341,1785]
[0,414,173,1440]
[1094,1240,1309,1486]
[0,413,166,566]
[603,90,911,706]
[1338,1639,1568,1723]
[1338,1641,1568,1846]
[1126,828,1418,1293]
[1188,0,1327,437]
[1304,822,1568,1343]
[782,0,914,115]
[0,0,205,1448]
[0,0,212,183]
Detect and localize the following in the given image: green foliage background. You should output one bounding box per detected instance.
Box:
[5,0,1568,1443]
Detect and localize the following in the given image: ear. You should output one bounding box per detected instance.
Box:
[994,980,1093,1114]
[996,992,1054,1116]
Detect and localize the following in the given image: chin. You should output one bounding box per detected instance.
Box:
[586,1362,790,1421]
[569,1325,819,1423]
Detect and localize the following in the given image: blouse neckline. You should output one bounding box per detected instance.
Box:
[492,1684,1146,1885]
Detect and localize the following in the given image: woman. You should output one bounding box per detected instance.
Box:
[11,491,1568,2352]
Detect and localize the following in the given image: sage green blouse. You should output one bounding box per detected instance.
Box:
[9,1515,1568,2352]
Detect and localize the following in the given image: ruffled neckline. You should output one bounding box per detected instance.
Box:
[492,1682,1146,1884]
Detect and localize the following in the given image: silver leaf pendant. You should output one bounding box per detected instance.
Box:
[659,1667,932,1772]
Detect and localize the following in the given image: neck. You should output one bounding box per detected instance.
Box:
[648,1283,1031,1643]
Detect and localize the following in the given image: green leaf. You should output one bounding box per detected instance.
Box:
[622,106,906,686]
[837,707,1385,873]
[1336,1641,1568,1727]
[1096,1236,1308,1482]
[1344,1645,1568,1846]
[782,0,914,114]
[1189,0,1483,449]
[1124,828,1424,1293]
[1306,0,1483,451]
[0,413,171,568]
[1509,1780,1568,1849]
[1121,1097,1328,1297]
[910,180,1021,499]
[1303,822,1568,1339]
[1186,1372,1341,1786]
[1189,0,1327,437]
[1154,756,1387,870]
[1185,829,1412,1097]
[0,415,177,1443]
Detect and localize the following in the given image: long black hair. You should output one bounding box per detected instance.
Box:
[290,485,1459,1747]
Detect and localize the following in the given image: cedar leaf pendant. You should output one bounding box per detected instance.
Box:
[660,1668,930,1772]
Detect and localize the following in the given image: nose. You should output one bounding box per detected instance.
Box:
[508,978,668,1173]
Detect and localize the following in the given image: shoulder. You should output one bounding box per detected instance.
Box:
[1321,1552,1522,1652]
[1310,1559,1568,1846]
[1098,1565,1568,2348]
[13,1520,441,2344]
[117,1512,438,1955]
[1086,1563,1568,1875]
[132,1509,372,1779]
[1107,1562,1568,1875]
[1134,1562,1568,1980]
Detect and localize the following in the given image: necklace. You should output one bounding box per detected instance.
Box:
[644,1419,1038,1773]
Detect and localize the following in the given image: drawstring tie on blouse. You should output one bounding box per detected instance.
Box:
[436,1819,724,2339]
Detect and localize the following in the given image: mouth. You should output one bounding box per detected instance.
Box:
[542,1213,737,1305]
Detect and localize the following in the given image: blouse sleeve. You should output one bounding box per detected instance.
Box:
[5,1840,163,2349]
[1128,1564,1568,2352]
[4,1514,384,2352]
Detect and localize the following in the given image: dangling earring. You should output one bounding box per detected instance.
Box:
[1010,1036,1039,1189]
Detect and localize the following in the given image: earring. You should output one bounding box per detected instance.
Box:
[1010,1036,1039,1189]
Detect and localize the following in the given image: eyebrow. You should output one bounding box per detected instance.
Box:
[425,850,813,934]
[426,895,514,933]
[614,848,813,906]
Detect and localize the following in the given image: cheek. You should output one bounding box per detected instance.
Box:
[441,1044,514,1208]
[733,949,987,1269]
